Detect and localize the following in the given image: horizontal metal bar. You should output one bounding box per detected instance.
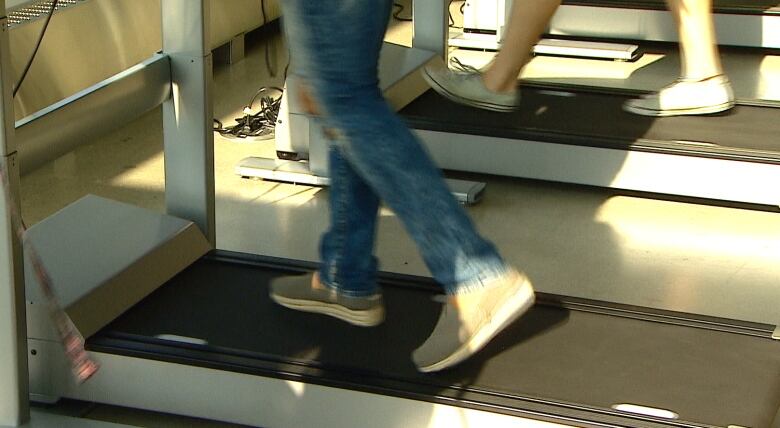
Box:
[15,53,171,174]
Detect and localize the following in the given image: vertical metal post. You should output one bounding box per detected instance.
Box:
[412,0,448,59]
[0,0,30,425]
[161,0,215,245]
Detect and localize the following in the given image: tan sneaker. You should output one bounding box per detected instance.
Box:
[270,274,385,327]
[623,74,735,117]
[412,269,535,372]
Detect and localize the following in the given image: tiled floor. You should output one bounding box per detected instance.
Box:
[21,8,780,428]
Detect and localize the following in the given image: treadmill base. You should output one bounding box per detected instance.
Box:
[49,254,780,428]
[236,156,487,205]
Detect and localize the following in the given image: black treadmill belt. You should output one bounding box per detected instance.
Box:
[400,88,780,159]
[91,256,780,428]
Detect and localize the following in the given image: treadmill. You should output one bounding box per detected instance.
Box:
[403,0,780,206]
[240,0,780,206]
[4,1,779,428]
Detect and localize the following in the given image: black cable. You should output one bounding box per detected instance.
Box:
[14,0,59,98]
[214,0,285,140]
[214,86,283,140]
[449,0,457,27]
[392,3,413,22]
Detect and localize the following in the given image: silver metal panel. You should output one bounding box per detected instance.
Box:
[9,0,162,120]
[31,340,574,428]
[162,0,215,245]
[162,0,208,58]
[207,0,281,48]
[551,6,780,49]
[412,0,447,58]
[4,0,279,177]
[26,339,60,402]
[307,124,329,177]
[0,0,29,422]
[446,178,486,205]
[416,129,780,206]
[0,16,12,155]
[10,0,281,121]
[14,53,170,174]
[0,155,27,427]
[24,195,210,341]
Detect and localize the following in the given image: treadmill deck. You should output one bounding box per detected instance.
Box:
[401,88,780,162]
[90,253,780,428]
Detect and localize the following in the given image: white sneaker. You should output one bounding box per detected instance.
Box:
[623,74,735,117]
[422,60,520,113]
[412,269,535,372]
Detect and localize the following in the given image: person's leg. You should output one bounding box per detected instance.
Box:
[318,148,381,298]
[314,63,535,371]
[482,0,563,93]
[423,0,561,112]
[273,0,535,370]
[269,2,387,326]
[271,145,386,326]
[668,0,722,80]
[624,0,734,116]
[279,0,509,297]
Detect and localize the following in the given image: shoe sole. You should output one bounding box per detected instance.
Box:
[422,67,518,113]
[270,293,385,327]
[623,100,735,117]
[416,277,536,373]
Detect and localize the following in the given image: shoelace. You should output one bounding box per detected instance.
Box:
[449,56,481,74]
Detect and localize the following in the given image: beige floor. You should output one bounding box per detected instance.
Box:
[22,10,780,428]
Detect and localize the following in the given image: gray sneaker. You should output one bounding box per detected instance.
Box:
[413,269,535,372]
[422,60,520,112]
[270,274,385,327]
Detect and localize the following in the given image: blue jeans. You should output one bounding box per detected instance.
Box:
[281,0,509,296]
